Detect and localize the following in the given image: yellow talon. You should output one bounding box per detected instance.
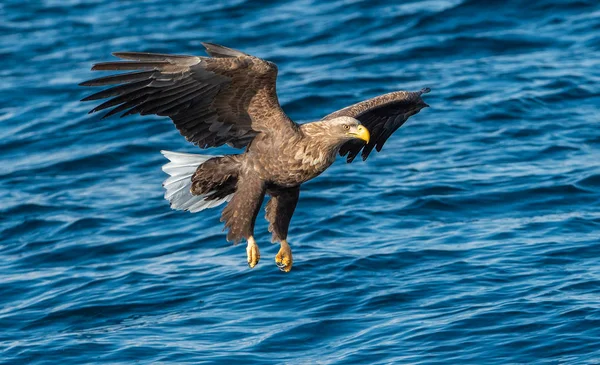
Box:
[275,240,293,272]
[246,236,260,268]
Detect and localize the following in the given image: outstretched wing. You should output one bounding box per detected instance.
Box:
[322,88,430,162]
[80,43,295,149]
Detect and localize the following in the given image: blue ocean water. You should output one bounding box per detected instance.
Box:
[2,0,600,363]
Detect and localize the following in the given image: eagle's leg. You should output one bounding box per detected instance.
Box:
[265,186,299,273]
[221,174,266,269]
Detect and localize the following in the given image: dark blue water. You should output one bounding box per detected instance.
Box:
[2,0,600,363]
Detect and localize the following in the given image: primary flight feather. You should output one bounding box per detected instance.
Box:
[80,42,429,272]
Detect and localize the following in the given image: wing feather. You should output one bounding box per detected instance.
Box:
[79,70,157,86]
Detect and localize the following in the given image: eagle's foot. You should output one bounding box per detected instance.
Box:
[246,236,260,269]
[275,240,293,272]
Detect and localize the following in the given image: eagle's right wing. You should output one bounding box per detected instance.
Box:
[322,88,430,162]
[80,43,296,149]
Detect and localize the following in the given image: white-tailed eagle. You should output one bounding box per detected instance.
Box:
[81,42,429,272]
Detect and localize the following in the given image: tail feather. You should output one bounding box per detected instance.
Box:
[161,150,233,213]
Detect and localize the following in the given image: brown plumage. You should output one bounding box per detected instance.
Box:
[80,42,429,272]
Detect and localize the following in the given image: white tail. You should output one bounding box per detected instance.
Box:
[160,150,233,213]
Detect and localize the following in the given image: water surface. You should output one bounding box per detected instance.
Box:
[1,0,600,363]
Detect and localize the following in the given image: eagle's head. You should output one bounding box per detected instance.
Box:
[305,116,370,147]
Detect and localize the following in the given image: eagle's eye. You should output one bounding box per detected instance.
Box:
[342,124,350,130]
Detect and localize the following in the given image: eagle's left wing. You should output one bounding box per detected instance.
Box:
[322,88,430,162]
[80,43,296,149]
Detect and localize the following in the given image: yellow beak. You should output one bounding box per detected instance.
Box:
[352,125,370,144]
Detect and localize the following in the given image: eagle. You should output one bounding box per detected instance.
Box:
[80,42,429,272]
